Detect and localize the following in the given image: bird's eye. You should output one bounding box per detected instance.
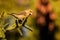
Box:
[30,13,32,15]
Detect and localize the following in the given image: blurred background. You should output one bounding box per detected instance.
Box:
[0,0,60,40]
